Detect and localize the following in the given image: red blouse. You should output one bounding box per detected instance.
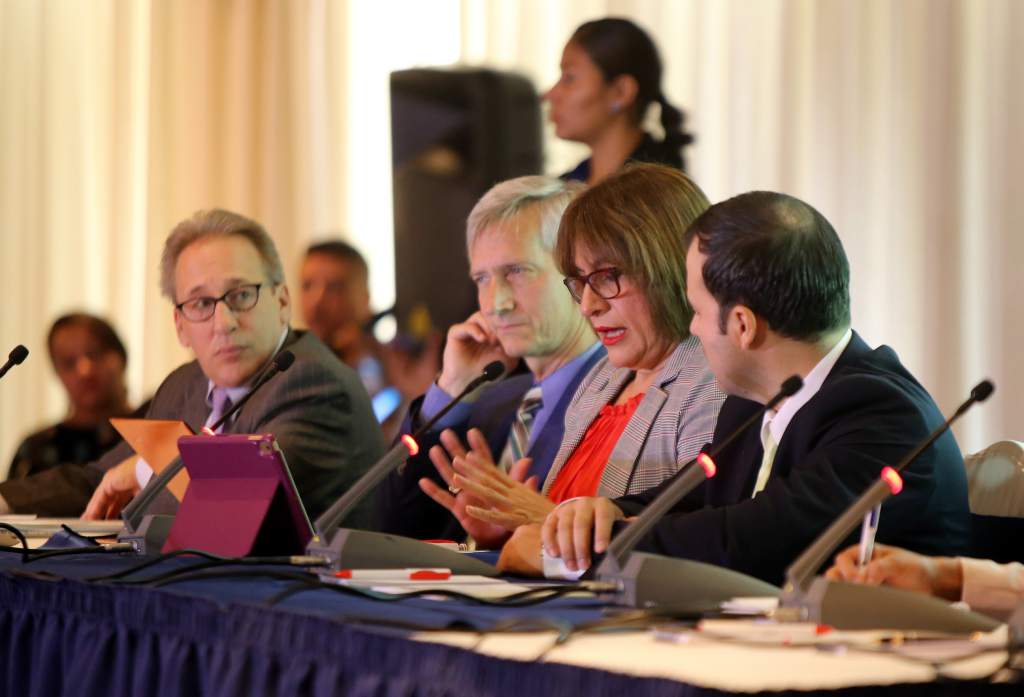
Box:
[547,393,644,504]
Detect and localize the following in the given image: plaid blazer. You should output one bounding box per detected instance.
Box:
[541,337,725,498]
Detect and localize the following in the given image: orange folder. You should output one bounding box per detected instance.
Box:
[110,418,194,501]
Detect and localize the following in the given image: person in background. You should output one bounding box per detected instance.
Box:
[430,165,723,552]
[299,241,437,431]
[827,543,1023,621]
[6,313,135,481]
[547,17,694,185]
[300,241,375,373]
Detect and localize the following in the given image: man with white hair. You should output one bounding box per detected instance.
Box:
[377,176,603,545]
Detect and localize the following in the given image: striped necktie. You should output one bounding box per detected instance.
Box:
[498,386,543,472]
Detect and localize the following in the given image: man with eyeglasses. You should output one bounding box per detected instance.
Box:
[0,209,384,524]
[376,176,604,546]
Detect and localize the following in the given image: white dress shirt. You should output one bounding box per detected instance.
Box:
[960,557,1024,619]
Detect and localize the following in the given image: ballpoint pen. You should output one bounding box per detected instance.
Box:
[857,503,881,568]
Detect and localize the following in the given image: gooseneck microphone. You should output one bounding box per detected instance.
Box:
[784,379,994,592]
[120,350,297,537]
[601,375,803,567]
[306,361,509,576]
[313,360,506,540]
[780,379,998,632]
[204,350,296,434]
[592,376,804,613]
[413,360,505,437]
[0,345,29,381]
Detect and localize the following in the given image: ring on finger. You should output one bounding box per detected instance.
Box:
[448,484,463,496]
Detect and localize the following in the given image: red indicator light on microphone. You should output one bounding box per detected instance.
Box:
[402,434,419,456]
[880,466,903,494]
[697,452,717,478]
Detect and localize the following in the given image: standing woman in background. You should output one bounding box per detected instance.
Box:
[546,17,694,185]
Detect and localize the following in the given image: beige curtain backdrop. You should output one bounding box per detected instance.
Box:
[0,0,1019,478]
[0,0,459,474]
[470,0,1024,451]
[0,0,348,474]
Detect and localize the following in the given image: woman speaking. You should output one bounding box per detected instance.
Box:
[424,164,723,548]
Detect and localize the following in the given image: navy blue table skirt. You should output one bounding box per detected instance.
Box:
[0,552,1013,697]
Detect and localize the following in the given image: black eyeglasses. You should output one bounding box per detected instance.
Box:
[175,283,264,322]
[562,267,623,303]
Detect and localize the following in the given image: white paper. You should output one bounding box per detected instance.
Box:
[320,573,536,599]
[719,596,780,615]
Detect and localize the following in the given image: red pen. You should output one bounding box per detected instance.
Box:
[332,568,452,581]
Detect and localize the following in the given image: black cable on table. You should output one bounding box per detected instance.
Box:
[85,548,231,581]
[107,556,324,586]
[60,523,117,541]
[121,565,597,608]
[20,544,133,564]
[0,523,29,563]
[85,549,320,583]
[264,576,596,608]
[0,522,125,564]
[0,545,125,563]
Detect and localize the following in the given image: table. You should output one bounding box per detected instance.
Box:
[0,550,1016,697]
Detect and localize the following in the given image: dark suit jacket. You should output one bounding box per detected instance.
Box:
[0,330,385,524]
[615,332,971,586]
[561,132,690,181]
[376,348,606,539]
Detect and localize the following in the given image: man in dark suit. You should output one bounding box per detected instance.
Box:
[376,176,603,544]
[500,191,970,585]
[0,209,384,524]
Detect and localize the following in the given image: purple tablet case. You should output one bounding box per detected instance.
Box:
[162,434,314,556]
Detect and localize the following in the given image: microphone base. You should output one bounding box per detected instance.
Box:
[597,551,780,616]
[306,528,500,576]
[780,577,1001,633]
[117,515,175,556]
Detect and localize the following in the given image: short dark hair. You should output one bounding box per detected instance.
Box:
[570,17,693,168]
[305,240,368,283]
[684,191,850,341]
[47,313,128,365]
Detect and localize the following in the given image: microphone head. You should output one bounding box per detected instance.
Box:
[481,361,506,382]
[971,379,994,403]
[780,375,803,397]
[8,345,28,365]
[273,350,295,372]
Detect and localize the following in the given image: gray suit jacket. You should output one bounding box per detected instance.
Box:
[0,329,385,523]
[542,337,724,498]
